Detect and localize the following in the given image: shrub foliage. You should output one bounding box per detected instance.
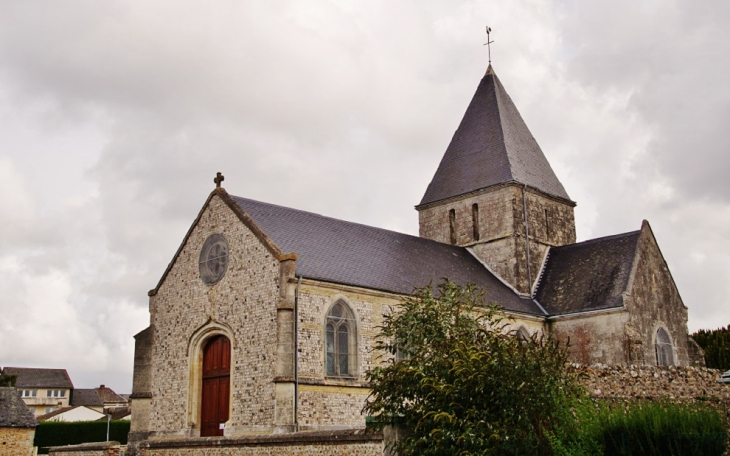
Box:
[692,326,730,370]
[363,280,580,455]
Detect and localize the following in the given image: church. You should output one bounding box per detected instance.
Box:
[128,64,704,444]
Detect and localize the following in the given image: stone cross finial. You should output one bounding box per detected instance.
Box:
[483,26,494,64]
[214,172,225,188]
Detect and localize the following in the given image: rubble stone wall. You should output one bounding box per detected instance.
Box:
[573,364,730,404]
[145,194,281,436]
[49,441,122,456]
[295,282,397,429]
[138,430,383,456]
[0,427,35,456]
[623,223,697,366]
[418,184,575,294]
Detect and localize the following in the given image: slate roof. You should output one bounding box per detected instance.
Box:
[71,386,127,407]
[419,65,571,207]
[4,367,73,389]
[0,388,36,428]
[70,389,103,407]
[535,231,641,315]
[231,196,543,315]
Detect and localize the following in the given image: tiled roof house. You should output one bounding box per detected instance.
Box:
[4,368,73,418]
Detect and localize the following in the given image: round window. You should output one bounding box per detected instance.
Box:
[199,234,229,285]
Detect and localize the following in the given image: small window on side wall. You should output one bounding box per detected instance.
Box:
[325,301,358,378]
[517,326,531,343]
[655,327,674,366]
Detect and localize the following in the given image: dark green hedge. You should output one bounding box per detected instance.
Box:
[34,420,130,454]
[692,325,730,370]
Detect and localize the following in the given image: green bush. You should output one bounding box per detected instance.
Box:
[34,420,130,454]
[597,401,727,456]
[364,280,582,455]
[692,326,730,370]
[549,400,728,456]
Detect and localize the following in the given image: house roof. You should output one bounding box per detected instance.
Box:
[70,389,102,407]
[35,406,75,421]
[36,405,106,422]
[419,65,571,207]
[231,195,543,315]
[535,230,641,315]
[71,386,127,407]
[4,367,73,389]
[0,388,36,428]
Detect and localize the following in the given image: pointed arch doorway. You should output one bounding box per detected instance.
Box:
[200,335,230,437]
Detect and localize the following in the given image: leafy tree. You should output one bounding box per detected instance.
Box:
[364,280,583,456]
[692,326,730,370]
[0,368,17,387]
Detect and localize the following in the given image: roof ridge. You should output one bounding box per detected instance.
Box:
[231,195,470,252]
[556,230,641,250]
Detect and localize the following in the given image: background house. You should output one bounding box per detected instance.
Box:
[4,367,73,418]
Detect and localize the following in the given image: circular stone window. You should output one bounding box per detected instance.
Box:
[199,234,229,285]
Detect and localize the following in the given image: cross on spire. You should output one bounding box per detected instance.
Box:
[214,172,225,188]
[483,26,494,64]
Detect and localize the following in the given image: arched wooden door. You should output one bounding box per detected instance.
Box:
[200,335,230,437]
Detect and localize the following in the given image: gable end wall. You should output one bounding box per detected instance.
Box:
[147,195,281,437]
[623,224,695,366]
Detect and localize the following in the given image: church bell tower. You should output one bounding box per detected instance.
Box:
[417,65,576,295]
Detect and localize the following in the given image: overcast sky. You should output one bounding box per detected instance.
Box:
[1,1,728,393]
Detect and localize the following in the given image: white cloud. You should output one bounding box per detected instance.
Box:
[0,0,728,390]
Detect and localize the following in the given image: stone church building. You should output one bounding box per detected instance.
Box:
[129,64,704,445]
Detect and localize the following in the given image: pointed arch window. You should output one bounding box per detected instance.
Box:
[655,327,674,366]
[517,326,531,343]
[325,301,358,378]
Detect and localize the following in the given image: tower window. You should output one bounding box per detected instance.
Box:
[449,209,456,244]
[472,204,480,241]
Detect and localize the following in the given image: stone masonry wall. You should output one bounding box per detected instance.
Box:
[549,310,631,365]
[295,282,399,429]
[623,222,694,366]
[138,430,383,456]
[146,194,281,436]
[418,184,575,294]
[50,441,122,456]
[0,427,34,456]
[573,364,730,405]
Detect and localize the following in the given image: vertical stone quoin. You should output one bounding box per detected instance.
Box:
[274,255,298,430]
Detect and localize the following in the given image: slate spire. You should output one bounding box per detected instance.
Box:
[419,65,572,206]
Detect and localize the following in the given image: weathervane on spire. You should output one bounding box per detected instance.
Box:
[483,26,494,64]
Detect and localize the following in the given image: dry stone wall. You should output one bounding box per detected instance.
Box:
[574,364,730,401]
[146,195,281,436]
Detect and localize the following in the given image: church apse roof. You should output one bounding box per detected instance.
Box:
[419,65,571,207]
[231,195,543,315]
[535,230,641,315]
